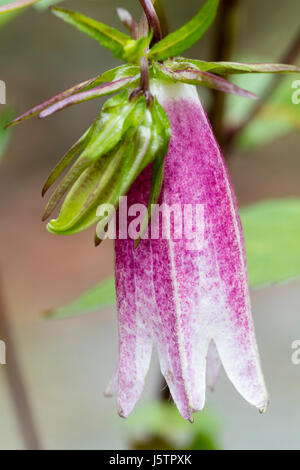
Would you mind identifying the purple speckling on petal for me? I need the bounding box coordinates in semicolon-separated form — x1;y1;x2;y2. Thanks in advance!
110;81;268;420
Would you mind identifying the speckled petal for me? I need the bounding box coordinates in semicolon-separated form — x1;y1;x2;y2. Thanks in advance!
153;81;268;414
114;170;154;418
113;80;268;420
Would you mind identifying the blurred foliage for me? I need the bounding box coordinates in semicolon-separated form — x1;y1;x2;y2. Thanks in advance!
227;73;300;151
0;108;13;162
241;199;300;287
126;401;220;450
44;276;115;319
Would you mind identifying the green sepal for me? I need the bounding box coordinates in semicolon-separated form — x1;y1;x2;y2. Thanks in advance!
43;91;141;222
123;33;153;64
46;96;150;234
47;132;136;235
51;7;135;61
42;125;94;196
46;95;172;237
152;62;257;99
148;0;219;61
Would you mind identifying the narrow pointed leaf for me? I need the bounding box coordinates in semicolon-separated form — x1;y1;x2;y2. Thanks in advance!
51;7;133;60
148;0;219;61
44;277;116;319
0;0;39;14
7;77;96;128
156;65;257;99
7;65;140;128
39;77;136;118
172;58;300;75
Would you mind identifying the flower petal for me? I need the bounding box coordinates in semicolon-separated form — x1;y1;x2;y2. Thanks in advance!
153;81;268;414
206;340;221;391
114;172;154;418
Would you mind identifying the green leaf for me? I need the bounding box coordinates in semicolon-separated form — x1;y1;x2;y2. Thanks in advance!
171;58;300;75
44;277;116;319
8;65;140;128
241;199;300;287
39;76;137;118
125;402;220;450
51;7;133;61
148;0;219;61
153;63;257;99
0;0;39;14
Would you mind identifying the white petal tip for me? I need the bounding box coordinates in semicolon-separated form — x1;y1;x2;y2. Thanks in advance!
258;399;269;415
117;407;128;419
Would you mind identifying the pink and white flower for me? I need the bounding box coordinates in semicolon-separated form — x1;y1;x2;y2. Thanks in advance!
113;81;268;421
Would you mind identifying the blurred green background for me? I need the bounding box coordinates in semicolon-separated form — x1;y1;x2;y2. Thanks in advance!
0;0;299;450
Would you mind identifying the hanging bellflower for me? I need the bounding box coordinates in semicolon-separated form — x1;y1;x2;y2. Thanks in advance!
8;0;300;420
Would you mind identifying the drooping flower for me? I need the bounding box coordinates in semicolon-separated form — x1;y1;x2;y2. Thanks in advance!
8;0;300;420
112;81;268;421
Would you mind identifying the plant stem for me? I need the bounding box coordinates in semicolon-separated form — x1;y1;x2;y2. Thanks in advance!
209;0;241;149
139;0;162;44
225;27;300;149
0;275;41;449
